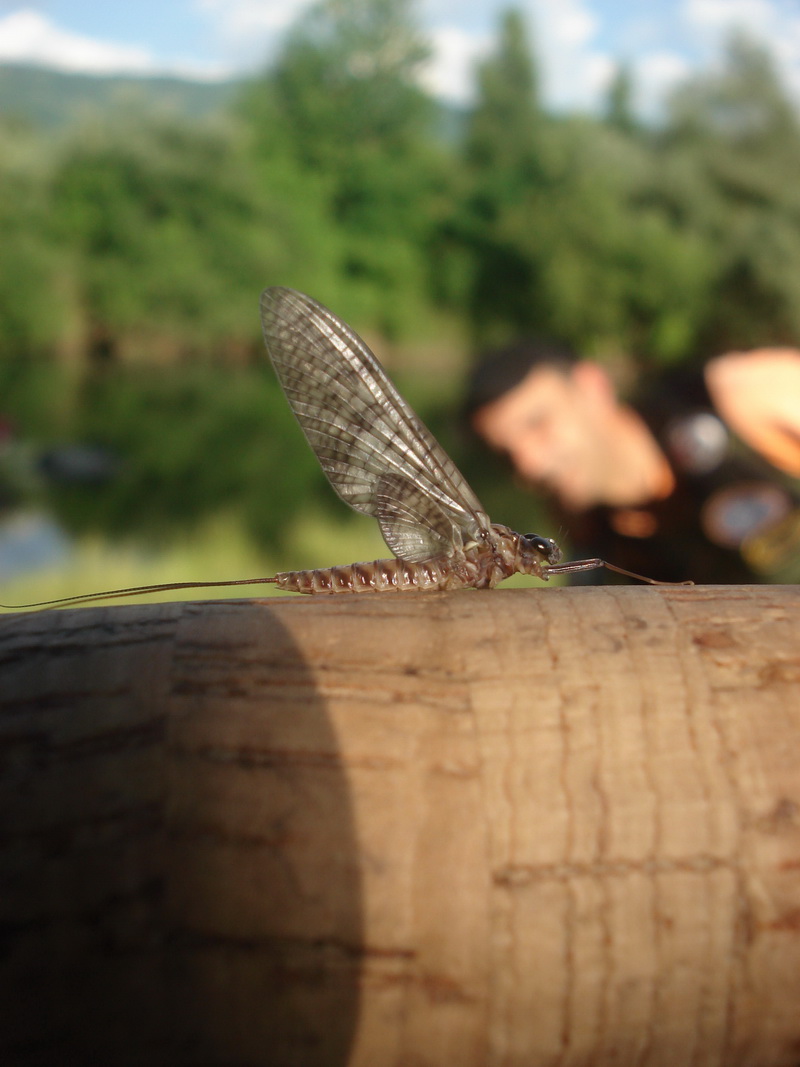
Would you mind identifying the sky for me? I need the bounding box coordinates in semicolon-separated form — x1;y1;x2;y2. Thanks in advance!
1;0;800;115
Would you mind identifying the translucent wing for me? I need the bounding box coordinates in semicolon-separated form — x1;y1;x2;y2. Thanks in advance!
260;287;491;562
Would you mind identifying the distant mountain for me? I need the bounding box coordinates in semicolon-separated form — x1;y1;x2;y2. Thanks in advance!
0;63;239;128
0;61;467;144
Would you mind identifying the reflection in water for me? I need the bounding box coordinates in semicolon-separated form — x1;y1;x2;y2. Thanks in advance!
0;512;70;580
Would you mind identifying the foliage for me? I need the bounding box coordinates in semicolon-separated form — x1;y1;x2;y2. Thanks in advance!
449;12;714;361
464;8;542;179
238;0;444;334
657;33;800;352
605;65;637;135
0;119;73;355
50;115;337;359
451;8;546;338
0;64;234;129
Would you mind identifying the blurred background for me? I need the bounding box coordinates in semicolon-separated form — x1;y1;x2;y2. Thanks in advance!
1;0;800;603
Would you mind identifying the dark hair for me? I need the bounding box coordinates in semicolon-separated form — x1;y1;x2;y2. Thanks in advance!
463;338;580;419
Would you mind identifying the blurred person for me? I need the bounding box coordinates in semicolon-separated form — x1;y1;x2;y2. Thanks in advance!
466;342;800;583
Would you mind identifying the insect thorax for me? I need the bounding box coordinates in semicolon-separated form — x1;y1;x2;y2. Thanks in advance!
460;524;546;588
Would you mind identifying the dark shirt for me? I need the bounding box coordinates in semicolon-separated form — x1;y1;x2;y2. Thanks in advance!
562;368;800;584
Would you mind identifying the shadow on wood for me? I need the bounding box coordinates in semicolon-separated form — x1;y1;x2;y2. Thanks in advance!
1;585;799;1066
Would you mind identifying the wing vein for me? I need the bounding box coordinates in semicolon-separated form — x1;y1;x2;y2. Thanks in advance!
260;287;491;558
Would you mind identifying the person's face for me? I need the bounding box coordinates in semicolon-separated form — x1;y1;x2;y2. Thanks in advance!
472;363;615;511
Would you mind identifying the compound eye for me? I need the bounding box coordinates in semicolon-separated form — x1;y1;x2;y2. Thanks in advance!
523;533;562;565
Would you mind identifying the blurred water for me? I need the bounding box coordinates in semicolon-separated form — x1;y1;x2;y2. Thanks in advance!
0;512;71;580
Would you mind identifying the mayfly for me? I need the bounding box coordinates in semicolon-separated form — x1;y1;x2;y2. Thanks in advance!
2;288;688;610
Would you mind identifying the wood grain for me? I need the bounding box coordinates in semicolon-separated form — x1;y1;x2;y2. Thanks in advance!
1;585;799;1066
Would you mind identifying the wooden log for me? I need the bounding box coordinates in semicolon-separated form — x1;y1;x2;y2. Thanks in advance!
1;585;799;1067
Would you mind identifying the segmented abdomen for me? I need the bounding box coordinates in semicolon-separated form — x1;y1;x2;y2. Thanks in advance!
275;557;454;594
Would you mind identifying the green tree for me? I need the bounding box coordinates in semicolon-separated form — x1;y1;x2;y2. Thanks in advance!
457;8;549;340
464;7;542;181
605;64;637;135
0;119;72;357
239;0;443;335
489;117;713;361
51;115;331;363
660;32;800;351
269;0;432;172
454;8;718;362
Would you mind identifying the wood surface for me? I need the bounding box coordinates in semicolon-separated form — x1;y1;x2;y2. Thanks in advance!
1;585;799;1066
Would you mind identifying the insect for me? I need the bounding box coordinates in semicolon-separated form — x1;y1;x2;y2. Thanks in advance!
2;288;686;610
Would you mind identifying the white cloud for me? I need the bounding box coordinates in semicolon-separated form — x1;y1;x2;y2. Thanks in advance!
541;0;597;49
525;0;615;110
194;0;313;67
419;25;491;104
520;0;800;117
0;7;231;79
4;0;799;114
633;50;691;116
196;0;310;38
0;8;155;74
682;0;800;104
683;0;779;36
